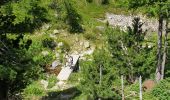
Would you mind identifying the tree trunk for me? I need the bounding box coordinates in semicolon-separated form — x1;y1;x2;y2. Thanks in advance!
161;18;169;80
156;15;163;82
0;80;9;100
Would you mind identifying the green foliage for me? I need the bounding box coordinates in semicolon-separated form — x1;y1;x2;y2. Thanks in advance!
68;73;80;84
47;74;58;88
101;0;109;5
23;81;46;97
79;49;120;99
42;38;56;49
86;0;93;3
152;78;170;100
64;0;83;33
1;0;54;23
0;65;17;81
83;33;97;41
105;18;156;83
128;0;170;18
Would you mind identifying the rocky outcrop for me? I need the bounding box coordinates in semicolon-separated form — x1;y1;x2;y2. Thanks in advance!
99;13;166;32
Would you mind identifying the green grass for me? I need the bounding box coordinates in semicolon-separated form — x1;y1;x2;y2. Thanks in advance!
47;74;58;88
23;81;46;99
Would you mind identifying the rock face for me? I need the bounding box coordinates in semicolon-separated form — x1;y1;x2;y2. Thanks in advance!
104;13;162;32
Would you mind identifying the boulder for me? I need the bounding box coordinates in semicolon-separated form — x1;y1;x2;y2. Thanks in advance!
51;60;60;69
42;51;49;56
58;42;64;47
55;53;60;58
42;24;50;30
80;42;83;46
84;41;90;48
49;34;56;38
40;80;48;89
53;29;60;34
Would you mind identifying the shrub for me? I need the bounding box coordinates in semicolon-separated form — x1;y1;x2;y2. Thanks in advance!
101;0;109;4
23;82;45;98
47;74;58;88
42;38;56;49
86;0;93;3
152;78;170;100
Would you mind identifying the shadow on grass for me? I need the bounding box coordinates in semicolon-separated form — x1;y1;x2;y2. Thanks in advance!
42;87;81;100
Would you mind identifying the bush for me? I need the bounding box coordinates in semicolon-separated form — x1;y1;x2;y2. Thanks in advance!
47;74;58;88
101;0;109;4
23;82;45;98
86;0;93;3
152;78;170;100
42;38;56;49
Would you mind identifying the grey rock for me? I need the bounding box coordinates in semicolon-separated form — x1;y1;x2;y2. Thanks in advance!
49;34;56;38
80;42;83;46
42;24;50;30
104;13;161;32
51;60;60;69
56;53;60;58
42;51;49;56
58;42;64;47
84;41;90;48
53;29;60;34
96;26;105;31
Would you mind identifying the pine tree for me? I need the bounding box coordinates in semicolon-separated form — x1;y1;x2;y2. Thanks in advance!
79;49;121;99
128;0;170;82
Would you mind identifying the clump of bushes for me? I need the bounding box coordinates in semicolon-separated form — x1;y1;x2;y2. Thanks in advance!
47;74;58;88
42;38;56;49
86;0;93;3
23;82;46;98
152;78;170;100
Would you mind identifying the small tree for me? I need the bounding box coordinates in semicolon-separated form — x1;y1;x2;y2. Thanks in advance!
79;49;121;99
64;0;83;33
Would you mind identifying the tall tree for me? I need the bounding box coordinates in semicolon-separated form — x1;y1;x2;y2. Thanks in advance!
64;0;83;33
127;0;170;81
106;18;156;83
161;4;170;79
0;0;55;99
